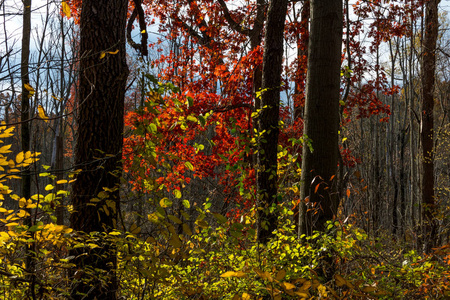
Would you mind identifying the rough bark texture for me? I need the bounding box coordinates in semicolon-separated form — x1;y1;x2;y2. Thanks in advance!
21;0;31;201
70;0;129;299
421;0;439;252
299;0;342;236
256;0;288;243
21;1;35;297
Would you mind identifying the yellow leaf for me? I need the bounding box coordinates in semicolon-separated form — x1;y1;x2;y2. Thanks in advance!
108;49;119;55
63;227;73;234
17;210;29;218
62;1;71;18
281;282;296;290
220;271;236;278
100;52;106;59
56;179;68;184
15;152;24;164
317;284;327;297
294;292;309;298
24;83;35;95
220;270;247;278
242;292;251;300
141;29;146;34
45;184;54;191
174;189;182;199
38;105;49;122
160;197;172;208
0;145;12;154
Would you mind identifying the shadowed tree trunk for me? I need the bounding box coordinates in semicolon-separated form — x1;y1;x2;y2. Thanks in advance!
21;1;35;297
70;0;129;299
421;0;440;252
256;0;288;243
299;0;343;236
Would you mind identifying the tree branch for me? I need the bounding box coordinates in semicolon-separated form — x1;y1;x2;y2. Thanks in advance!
216;0;251;36
127;0;148;56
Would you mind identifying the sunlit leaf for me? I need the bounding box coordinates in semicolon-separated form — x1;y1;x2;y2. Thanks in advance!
24;83;35;96
174;189;182;199
220;271;247;278
45;184;54;191
160;197;172;208
62;1;71;18
0;145;12;154
38;105;49;122
15;152;24;164
182;199;190;209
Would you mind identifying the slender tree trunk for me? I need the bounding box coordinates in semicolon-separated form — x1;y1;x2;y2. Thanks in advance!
299;0;342;236
54;12;67;226
293;0;309;121
70;0;129;298
256;0;288;243
21;0;31;218
421;0;440;252
20;1;36;298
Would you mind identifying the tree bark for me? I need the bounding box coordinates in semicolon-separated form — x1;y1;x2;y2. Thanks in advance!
421;0;440;252
299;0;342;236
70;0;129;298
256;0;288;243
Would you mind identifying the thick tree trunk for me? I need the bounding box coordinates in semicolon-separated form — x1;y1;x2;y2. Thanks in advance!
70;0;129;298
421;0;440;252
256;0;288;243
299;0;342;236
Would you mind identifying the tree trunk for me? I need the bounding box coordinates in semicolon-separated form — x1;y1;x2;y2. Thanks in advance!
299;0;342;236
421;0;440;252
70;0;129;298
20;1;37;298
256;0;288;243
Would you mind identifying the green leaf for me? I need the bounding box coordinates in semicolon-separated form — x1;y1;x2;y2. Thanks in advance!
185;161;194;171
182;199;190;209
187;115;198;122
198;115;206;127
149;123;157;133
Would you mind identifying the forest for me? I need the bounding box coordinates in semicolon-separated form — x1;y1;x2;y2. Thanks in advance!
0;0;449;299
